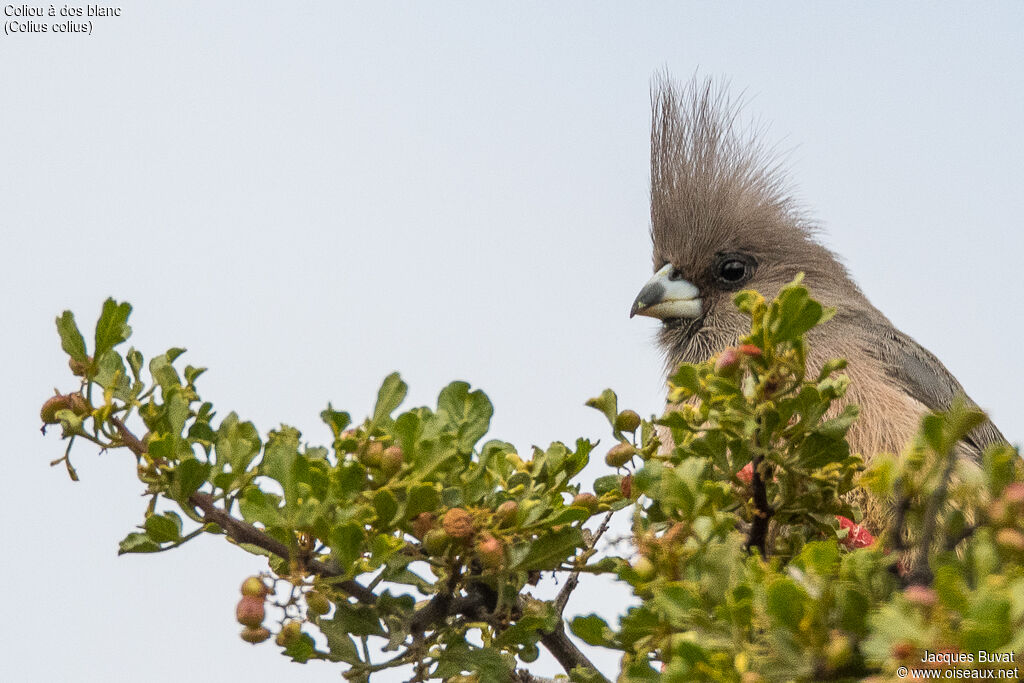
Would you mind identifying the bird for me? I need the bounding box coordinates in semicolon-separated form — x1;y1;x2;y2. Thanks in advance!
629;75;1006;531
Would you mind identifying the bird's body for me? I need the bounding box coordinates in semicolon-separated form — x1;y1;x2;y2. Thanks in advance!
632;76;1005;531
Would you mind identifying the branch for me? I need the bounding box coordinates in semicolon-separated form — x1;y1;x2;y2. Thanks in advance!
110;416;378;605
188;492;378;604
112;415;607;680
906;450;960;586
539;620;609;683
745;452;774;556
554;511;613;616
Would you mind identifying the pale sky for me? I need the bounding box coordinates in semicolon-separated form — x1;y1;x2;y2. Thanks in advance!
3;3;1022;681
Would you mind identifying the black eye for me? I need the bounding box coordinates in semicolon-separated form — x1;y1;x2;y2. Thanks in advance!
713;253;756;288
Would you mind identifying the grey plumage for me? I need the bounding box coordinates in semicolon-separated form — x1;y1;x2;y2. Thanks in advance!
633;75;1005;528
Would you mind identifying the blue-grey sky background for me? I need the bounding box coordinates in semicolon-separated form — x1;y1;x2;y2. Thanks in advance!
2;3;1022;681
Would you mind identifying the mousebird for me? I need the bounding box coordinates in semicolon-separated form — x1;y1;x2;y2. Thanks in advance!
630;76;1006;529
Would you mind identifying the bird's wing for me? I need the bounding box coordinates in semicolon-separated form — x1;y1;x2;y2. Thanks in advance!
869;325;1006;460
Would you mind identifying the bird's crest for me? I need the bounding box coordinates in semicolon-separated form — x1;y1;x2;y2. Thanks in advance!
650;74;807;260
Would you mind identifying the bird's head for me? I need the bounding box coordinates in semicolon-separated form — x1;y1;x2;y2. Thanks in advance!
632;75;862;368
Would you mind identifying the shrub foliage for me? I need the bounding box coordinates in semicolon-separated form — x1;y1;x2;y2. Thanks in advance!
42;280;1023;682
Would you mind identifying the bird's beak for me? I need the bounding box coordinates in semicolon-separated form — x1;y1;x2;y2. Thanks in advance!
630;264;702;320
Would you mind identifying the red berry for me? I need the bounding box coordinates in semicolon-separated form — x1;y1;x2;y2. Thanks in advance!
836;516;875;549
235;595;265;627
475;533;505;569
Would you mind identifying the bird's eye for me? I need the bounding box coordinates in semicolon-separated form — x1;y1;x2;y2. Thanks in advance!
719;260;746;282
713;253;756;288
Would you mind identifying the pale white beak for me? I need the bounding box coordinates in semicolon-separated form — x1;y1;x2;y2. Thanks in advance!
630;264;702;320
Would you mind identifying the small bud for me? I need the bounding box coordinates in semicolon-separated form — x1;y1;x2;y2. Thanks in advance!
306;590;330;617
1002;482;1024;508
620;474;633;499
605;442;636;468
988;500;1009;525
571;492;600;513
494;500;519;527
903;586;938;609
442;508;475;540
736;462;754;484
240;576;268;598
996;528;1024;552
240;626;271;644
68;355;93;376
411;512;435;540
614;409;642;433
736;344;762;357
714;347;742;376
235;595;265;628
475;533;505;569
824;630;854;669
631;555;656;581
891;640;915;660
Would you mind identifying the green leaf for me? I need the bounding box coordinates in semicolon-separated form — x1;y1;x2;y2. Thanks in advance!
214;412;262;486
263;428;301;509
585;389;618;429
405;483;440;520
765;577;807;628
437;381;493;452
371;372;407;428
282;633;316;663
126;347;144;382
149;350;184;391
372;488;398;526
570;614;615;647
94;298;133;360
594;474;622;496
319;621;362;664
238;488;284;528
55;311;88;362
144;512;182;543
170;459;210;503
328;522;364;574
432;639;512;680
320;403;351;438
513;527;583;570
327;602;385;637
117;531;160;555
